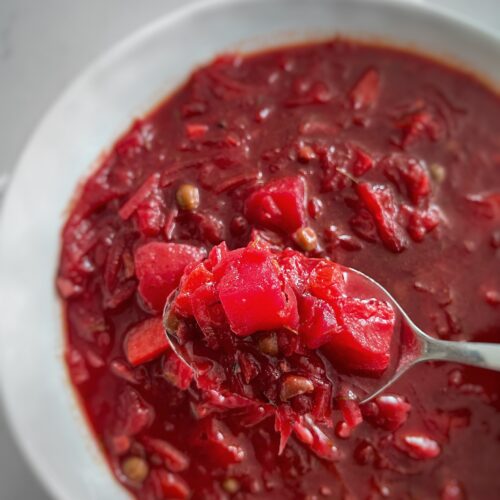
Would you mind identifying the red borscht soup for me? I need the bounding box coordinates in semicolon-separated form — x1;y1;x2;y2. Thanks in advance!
57;40;500;499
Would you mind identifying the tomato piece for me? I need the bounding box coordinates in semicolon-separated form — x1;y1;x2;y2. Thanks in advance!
244;176;307;233
124;317;170;366
217;247;299;336
135;242;206;312
324;297;395;372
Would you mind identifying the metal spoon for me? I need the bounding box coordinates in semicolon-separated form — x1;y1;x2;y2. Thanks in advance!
163;265;500;404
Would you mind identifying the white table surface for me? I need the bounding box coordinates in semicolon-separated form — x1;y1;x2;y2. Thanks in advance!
0;1;498;498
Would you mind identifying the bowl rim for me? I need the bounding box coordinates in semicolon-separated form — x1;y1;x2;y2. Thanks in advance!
1;0;499;499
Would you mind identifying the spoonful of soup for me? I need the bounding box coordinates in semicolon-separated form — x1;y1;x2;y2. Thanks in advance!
162;240;500;415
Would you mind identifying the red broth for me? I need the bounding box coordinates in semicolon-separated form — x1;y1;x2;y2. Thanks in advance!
58;40;500;499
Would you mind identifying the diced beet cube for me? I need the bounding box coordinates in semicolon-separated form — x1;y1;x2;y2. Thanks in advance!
349;69;381;110
357;183;408;253
324;297;395;373
307;260;346;305
299;295;340;349
190;283;227;337
135;242;206;312
211;247;245;282
173;263;215;317
124;317;170;366
217;247;299;336
244;176;307;233
278;249;314;295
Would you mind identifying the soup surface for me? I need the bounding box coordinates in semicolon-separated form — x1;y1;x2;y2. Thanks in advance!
58;40;500;499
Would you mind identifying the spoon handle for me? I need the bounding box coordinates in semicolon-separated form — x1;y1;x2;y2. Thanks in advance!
423;336;500;371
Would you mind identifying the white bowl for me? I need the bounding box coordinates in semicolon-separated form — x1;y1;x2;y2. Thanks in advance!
0;0;498;498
